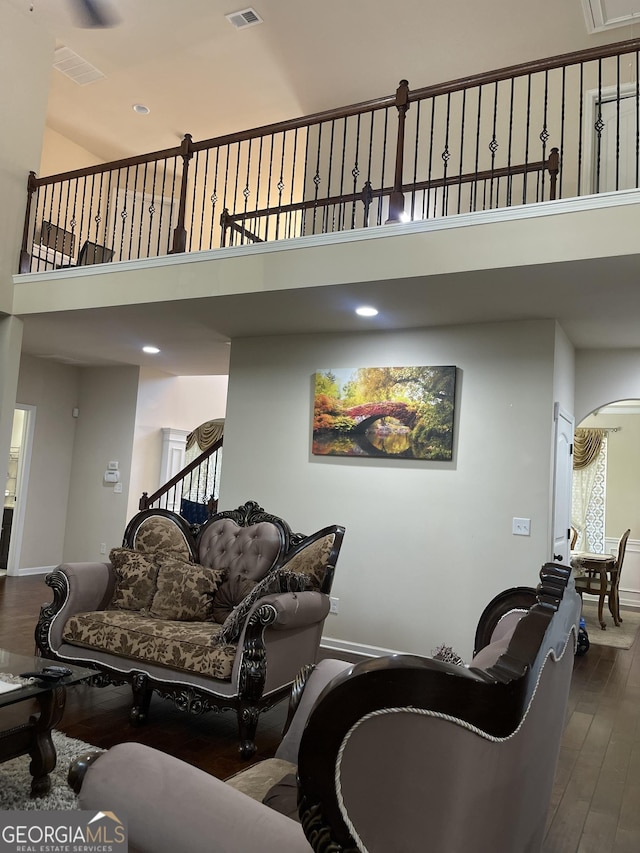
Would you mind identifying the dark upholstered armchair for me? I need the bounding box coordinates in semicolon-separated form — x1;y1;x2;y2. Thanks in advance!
70;563;580;853
35;500;345;757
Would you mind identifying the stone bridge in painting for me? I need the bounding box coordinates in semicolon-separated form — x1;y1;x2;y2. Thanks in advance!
345;401;417;433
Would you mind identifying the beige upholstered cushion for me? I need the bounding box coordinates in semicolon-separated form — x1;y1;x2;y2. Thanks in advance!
225;758;297;802
279;533;335;590
131;516;193;561
62;610;236;679
148;554;225;621
109;548;160;611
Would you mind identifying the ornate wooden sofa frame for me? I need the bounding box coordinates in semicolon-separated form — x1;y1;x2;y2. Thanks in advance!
35;500;345;757
71;563;580;852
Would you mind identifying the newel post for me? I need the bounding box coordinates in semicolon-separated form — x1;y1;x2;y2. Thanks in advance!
386;79;410;224
171;133;194;254
19;170;38;273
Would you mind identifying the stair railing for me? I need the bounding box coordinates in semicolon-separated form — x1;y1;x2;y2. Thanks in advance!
139;436;223;523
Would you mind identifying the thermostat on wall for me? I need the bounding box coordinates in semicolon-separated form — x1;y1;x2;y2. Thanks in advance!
104;470;120;483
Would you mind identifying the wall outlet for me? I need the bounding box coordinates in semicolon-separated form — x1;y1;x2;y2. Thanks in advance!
99;543;107;555
512;517;531;536
329;596;339;615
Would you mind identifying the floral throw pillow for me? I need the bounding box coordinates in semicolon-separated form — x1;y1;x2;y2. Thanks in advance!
109;548;160;611
278;533;335;590
148;553;226;621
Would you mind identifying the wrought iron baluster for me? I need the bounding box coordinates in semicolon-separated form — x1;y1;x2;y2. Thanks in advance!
210;147;220;248
117;167;129;261
187;150;200;252
577;62;585;195
134;162;147;260
456;91;466;215
312;122;323;234
147;160;158;258
426;97;436;218
365;110;376;227
636;52;639;190
378;108;389;226
241;138;252;244
275;131;286;240
615;55;621;192
559;67;566;200
489;81;499;209
350;113;361;230
539;69;550;201
472;87;482;212
595;59;603;194
231;141;241;241
221;144;231;242
288;128;298;238
326;119;336;234
523;75;532;204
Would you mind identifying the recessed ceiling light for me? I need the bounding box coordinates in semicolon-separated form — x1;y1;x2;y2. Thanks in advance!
356;306;379;317
142;345;160;354
132;104;150;115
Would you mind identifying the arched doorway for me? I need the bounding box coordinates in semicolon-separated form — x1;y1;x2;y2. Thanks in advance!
572;399;639;610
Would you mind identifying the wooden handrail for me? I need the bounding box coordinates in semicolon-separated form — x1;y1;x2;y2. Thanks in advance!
29;38;640;192
408;38;640;101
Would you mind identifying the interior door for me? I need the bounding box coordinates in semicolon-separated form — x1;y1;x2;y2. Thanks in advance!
552;403;574;564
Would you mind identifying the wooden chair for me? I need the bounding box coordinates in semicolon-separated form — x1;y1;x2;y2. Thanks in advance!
574;528;630;627
570;526;578;549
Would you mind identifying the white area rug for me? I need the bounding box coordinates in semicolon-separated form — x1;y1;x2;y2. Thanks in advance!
581;600;640;649
0;730;101;810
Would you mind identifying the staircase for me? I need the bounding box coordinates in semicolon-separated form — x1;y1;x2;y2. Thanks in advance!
139;436;223;528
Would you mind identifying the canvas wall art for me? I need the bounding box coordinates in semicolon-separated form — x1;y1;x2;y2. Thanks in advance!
313;365;457;459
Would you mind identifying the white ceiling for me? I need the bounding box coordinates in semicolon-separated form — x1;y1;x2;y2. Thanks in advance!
9;0;640;375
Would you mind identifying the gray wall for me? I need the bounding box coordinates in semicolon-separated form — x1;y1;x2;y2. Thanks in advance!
16;354;80;570
220;318;558;658
63;366;139;563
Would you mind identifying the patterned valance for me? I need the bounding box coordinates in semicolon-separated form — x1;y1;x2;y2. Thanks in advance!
573;427;604;470
186;419;224;452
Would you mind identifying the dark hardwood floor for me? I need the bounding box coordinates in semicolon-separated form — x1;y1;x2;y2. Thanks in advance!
1;574;639;851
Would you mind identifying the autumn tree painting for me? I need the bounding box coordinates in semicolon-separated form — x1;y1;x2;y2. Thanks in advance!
312;366;456;459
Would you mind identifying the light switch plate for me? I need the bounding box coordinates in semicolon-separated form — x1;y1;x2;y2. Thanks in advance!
512;517;531;536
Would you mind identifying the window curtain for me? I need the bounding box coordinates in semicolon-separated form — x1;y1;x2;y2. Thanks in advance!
186;419;224;452
571;428;607;552
182;419;224;510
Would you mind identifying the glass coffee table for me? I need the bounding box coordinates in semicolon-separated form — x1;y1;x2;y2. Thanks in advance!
0;649;93;797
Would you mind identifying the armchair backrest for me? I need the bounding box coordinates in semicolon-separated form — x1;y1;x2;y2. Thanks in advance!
616;528;631;574
195;500;299;581
296;564;580;853
122;508;197;562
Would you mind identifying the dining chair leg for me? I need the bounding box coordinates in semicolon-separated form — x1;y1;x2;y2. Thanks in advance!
597;570;607;629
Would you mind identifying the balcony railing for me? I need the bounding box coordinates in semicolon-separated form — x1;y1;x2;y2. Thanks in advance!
19;38;640;273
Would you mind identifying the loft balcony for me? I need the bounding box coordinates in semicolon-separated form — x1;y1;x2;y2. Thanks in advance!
18;39;640;276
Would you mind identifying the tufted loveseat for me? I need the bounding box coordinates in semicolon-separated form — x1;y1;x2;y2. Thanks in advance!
35;500;345;757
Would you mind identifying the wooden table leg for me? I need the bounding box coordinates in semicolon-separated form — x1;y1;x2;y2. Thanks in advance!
28;685;66;797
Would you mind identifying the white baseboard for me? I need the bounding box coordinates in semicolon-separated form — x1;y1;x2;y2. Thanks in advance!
16;565;56;577
321;636;407;659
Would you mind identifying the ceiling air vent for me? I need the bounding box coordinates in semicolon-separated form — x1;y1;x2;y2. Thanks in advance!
53;46;105;86
225;8;263;29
